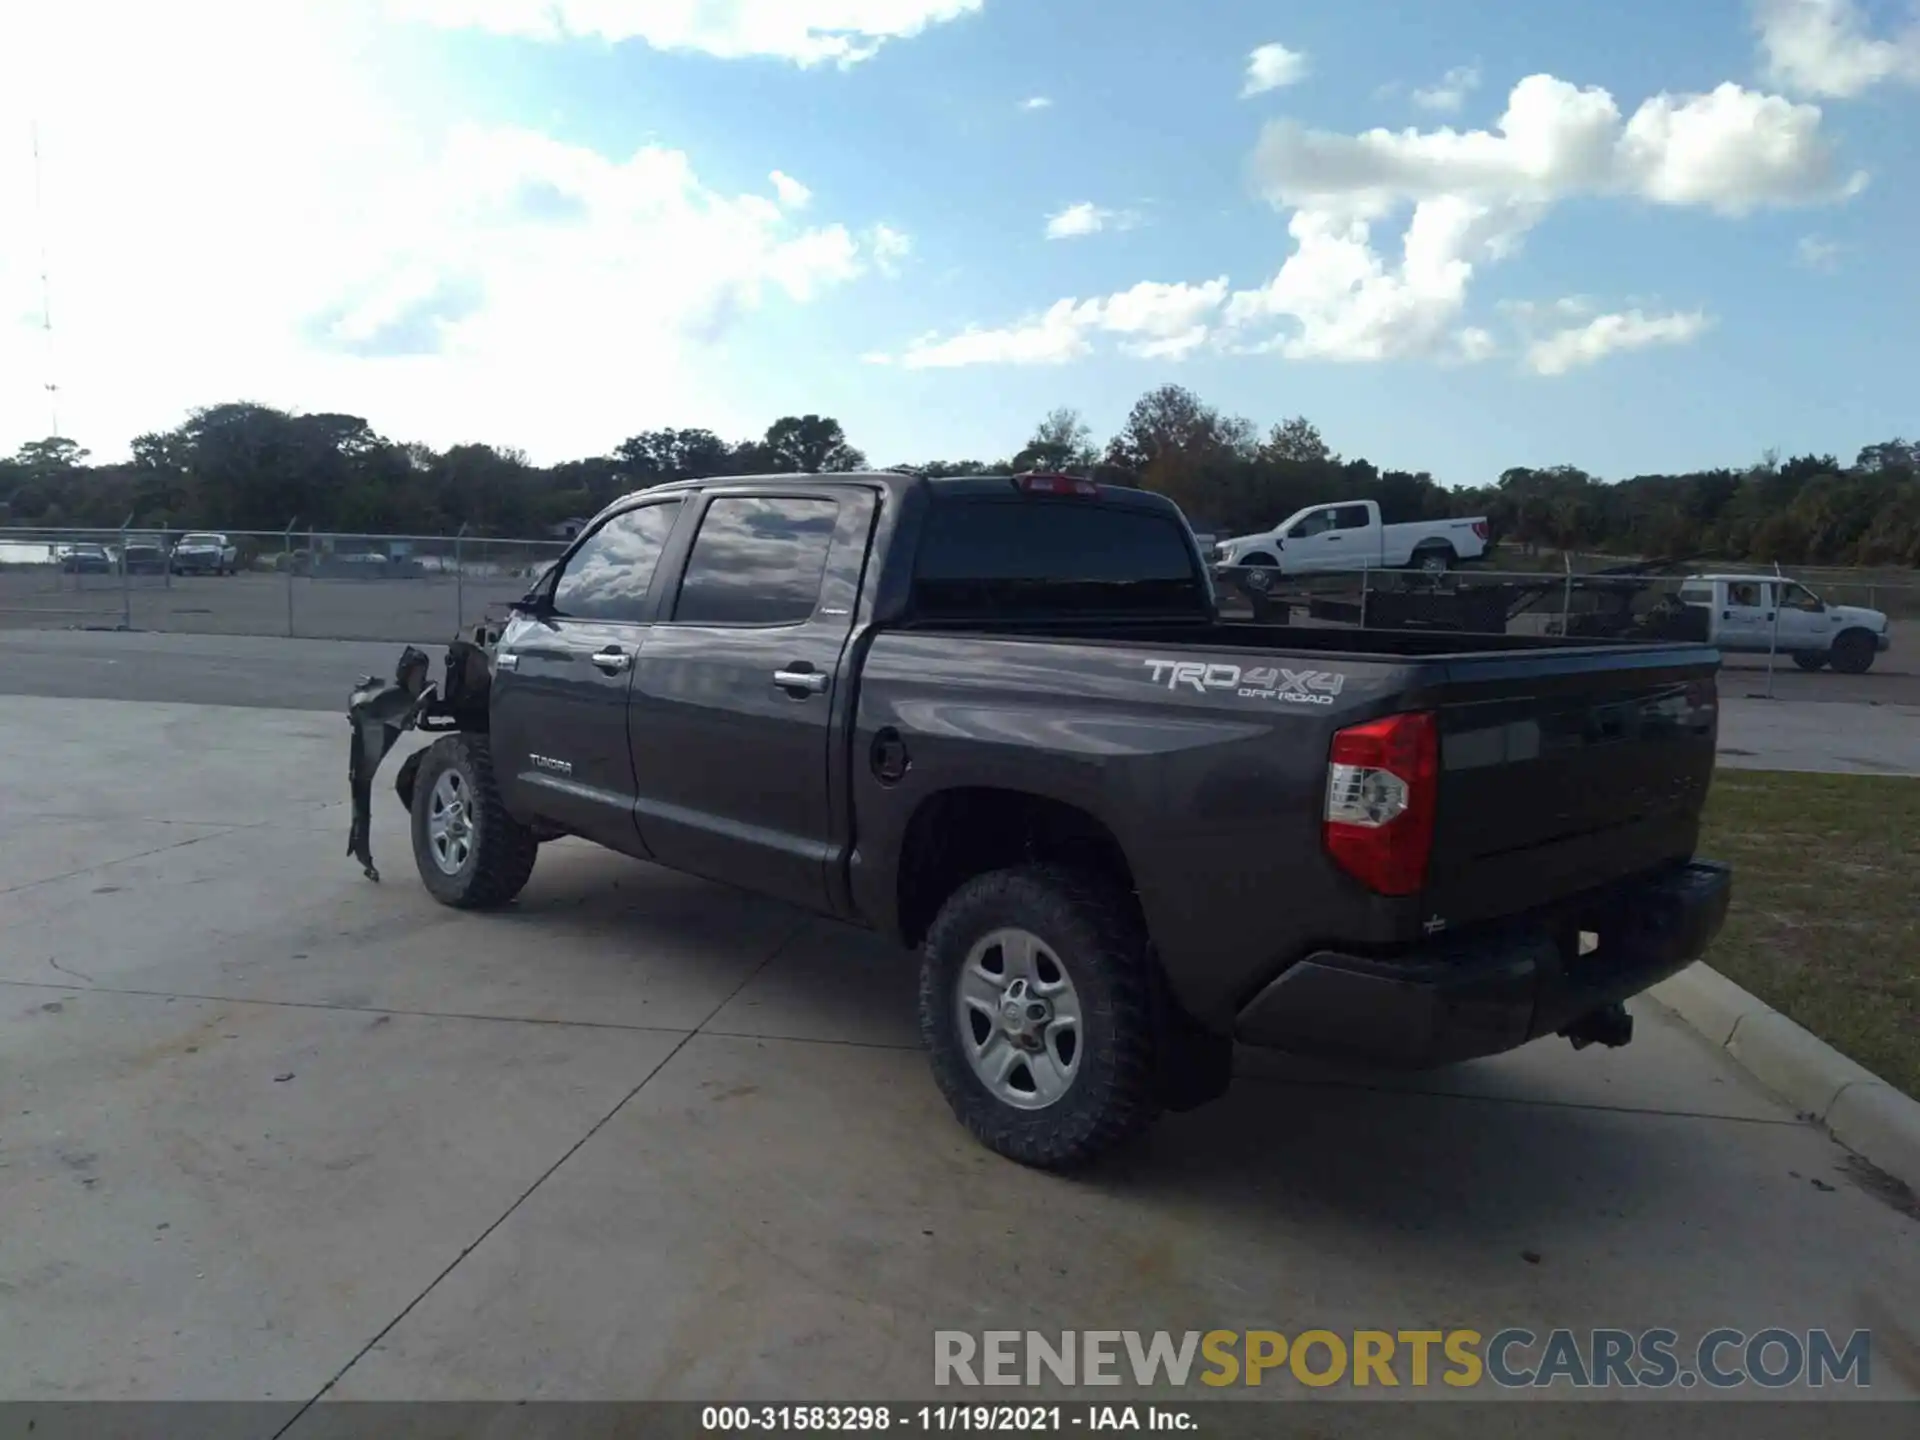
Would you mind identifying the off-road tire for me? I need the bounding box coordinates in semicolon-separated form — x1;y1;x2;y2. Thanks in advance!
919;865;1160;1169
410;734;538;909
1792;652;1827;672
1830;630;1877;675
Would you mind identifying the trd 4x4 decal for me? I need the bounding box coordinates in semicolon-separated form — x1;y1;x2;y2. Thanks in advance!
1141;659;1346;705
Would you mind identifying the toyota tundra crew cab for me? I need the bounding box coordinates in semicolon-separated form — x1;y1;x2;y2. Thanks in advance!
346;471;1731;1169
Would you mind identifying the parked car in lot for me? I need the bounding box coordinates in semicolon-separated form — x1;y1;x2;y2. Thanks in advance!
1667;574;1891;675
59;543;114;574
346;471;1730;1169
120;536;169;575
170;532;239;575
1213;499;1490;576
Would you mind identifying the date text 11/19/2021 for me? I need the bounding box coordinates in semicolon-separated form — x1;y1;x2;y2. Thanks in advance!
702;1405;1194;1432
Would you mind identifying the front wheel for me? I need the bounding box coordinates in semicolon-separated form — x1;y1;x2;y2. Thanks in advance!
410;734;539;908
919;865;1162;1169
1830;630;1877;675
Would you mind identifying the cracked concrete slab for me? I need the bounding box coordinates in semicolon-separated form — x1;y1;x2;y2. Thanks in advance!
0;986;685;1400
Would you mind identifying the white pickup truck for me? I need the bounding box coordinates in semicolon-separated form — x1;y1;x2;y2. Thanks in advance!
1212;500;1490;576
1675;574;1892;674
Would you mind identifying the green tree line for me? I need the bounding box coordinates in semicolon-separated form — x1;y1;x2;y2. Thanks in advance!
3;386;1916;567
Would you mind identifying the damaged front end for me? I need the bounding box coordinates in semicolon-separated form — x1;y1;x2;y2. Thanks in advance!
346;622;502;882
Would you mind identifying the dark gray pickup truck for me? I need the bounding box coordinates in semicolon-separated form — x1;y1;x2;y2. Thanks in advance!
347;471;1731;1168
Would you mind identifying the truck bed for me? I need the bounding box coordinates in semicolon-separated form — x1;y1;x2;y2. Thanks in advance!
853;622;1719;1027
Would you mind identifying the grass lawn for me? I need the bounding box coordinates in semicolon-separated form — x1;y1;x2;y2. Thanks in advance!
1698;769;1919;1101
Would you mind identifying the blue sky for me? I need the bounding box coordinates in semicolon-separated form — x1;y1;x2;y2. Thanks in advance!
2;0;1917;485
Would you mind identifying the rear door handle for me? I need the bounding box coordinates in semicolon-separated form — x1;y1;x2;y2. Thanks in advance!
774;667;829;695
591;646;632;674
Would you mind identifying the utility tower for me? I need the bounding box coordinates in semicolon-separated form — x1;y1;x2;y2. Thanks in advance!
31;120;61;439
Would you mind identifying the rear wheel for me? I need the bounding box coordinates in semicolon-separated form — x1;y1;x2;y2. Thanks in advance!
1414;546;1454;576
920;865;1163;1169
410;734;538;908
1830;630;1877;675
1791;652;1827;672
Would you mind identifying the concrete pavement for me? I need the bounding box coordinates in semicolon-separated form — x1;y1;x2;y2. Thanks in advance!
2;693;1918;1420
1715;696;1920;776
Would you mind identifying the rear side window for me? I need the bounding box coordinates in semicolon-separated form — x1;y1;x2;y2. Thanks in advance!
553;501;682;622
1679;582;1713;606
673;496;840;626
1332;504;1371;530
912;498;1205;620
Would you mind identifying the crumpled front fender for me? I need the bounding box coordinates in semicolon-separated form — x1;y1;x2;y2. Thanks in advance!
345;629;501;882
347;647;434;882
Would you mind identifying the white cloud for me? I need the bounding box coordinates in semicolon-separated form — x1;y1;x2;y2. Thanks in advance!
769;170;813;208
0;1;896;460
1242;43;1309;97
1526;309;1712;375
1251;74;1861;219
895;67;1863;375
1412;65;1481;113
869;224;913;276
385;0;986;67
1454;327;1500;363
886;279;1229;369
1224;198;1536;363
1797;233;1846;269
1045;203;1110;239
1020;96;1054;111
1755;0;1920;97
1223;71;1862;363
1043;202;1140;240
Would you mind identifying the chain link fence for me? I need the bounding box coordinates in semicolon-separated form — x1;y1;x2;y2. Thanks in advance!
1211;564;1701;640
0;525;568;642
1;524;1912;647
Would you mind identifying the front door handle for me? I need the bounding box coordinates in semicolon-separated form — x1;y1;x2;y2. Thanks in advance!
774;667;829;695
591;646;633;674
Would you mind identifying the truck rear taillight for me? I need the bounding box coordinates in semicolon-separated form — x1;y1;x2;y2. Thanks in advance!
1014;472;1100;497
1472;521;1489;540
1323;711;1438;897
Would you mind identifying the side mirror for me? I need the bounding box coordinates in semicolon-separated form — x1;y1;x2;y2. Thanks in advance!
509;591;553;618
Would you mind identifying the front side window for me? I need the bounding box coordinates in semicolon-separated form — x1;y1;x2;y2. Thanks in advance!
1289;509;1336;539
551;501;683;622
1779;582;1823;612
673;496;840;626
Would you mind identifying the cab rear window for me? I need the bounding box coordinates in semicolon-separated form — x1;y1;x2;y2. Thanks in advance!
911;498;1206;620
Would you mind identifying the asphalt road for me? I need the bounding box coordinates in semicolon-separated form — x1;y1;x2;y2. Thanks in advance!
2;625;1915;714
0;567;533;644
0;629;424;712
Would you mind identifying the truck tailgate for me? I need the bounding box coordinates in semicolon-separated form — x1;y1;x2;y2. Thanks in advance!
1422;646;1719;926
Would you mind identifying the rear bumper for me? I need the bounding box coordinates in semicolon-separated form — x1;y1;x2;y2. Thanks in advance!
1233;861;1732;1068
